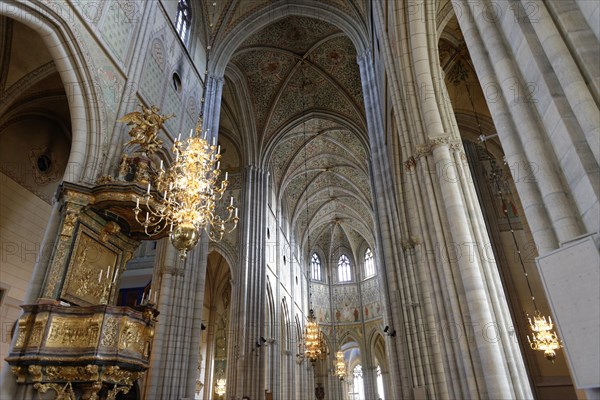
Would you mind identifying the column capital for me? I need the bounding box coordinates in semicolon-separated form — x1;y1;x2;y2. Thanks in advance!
206;73;225;84
415;143;432;160
355;47;373;66
244;164;270;178
427;135;451;149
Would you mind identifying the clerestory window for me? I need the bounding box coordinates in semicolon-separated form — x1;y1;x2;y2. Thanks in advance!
175;0;192;45
364;248;375;277
338;254;351;282
311;253;322;281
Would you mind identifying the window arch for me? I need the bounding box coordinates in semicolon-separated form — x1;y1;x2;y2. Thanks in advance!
175;0;192;45
338;254;351;282
311;253;322;281
364;248;375;277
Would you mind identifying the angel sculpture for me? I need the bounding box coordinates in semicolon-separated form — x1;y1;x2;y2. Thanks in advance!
118;105;174;155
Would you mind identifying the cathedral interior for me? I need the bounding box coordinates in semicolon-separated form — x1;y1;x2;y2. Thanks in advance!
0;1;598;400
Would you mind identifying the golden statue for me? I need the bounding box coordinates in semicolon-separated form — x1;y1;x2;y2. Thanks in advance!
118;105;174;155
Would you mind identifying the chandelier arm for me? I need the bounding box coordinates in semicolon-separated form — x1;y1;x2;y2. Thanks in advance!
134;205;164;229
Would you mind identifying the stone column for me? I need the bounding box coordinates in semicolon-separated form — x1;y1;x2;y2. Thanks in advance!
452;0;589;247
454;1;600;393
430;136;515;399
527;0;599;164
356;49;411;400
361;364;379;400
226;165;269;400
143;237;209;400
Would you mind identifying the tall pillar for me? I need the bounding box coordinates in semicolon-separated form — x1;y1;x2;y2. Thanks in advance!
144;237;209;400
226;165;269;400
431;137;521;399
362;364;379;400
453;0;600;392
356;49;415;400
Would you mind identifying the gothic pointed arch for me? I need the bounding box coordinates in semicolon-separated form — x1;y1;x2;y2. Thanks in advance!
0;2;104;184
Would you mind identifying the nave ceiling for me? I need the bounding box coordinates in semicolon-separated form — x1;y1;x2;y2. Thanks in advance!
207;8;374;262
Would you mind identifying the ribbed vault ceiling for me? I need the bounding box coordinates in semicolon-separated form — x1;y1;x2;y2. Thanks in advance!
221;13;373;258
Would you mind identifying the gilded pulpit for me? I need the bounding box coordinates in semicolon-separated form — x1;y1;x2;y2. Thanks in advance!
6;178;164;399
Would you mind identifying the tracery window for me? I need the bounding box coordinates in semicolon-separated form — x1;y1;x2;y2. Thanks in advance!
175;0;192;45
311;253;322;281
338;254;351;282
364;248;375;277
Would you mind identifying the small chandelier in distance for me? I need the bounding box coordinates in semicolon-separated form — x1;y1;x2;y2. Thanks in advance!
527;310;562;363
303;309;327;364
335;350;347;380
134;117;239;259
214;370;226;397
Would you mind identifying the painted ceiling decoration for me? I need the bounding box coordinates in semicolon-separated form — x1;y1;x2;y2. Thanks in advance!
200;0;367;43
213;8;374;261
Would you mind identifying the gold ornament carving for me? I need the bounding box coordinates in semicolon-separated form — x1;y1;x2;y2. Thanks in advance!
96;175;114;185
10;366;26;383
46;315;101;348
43;207;82;298
118;154;130;179
99;221;121;243
7;303;155;397
134;158;151;184
29;315;48;347
118;320;145;354
61;230;119;306
29;364;43;382
44;365;99;381
117;104;174;155
34;382;76;400
88;381;103;400
61;209;80;237
15;317;30;348
122;250;134;264
101;317;120;347
107;384;131;400
103;366;139;386
43;240;67;297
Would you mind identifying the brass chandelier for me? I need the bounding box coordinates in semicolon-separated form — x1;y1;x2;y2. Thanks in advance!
303;309;327;364
214;369;226;397
335;350;347;380
527;311;562;362
134;118;238;259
